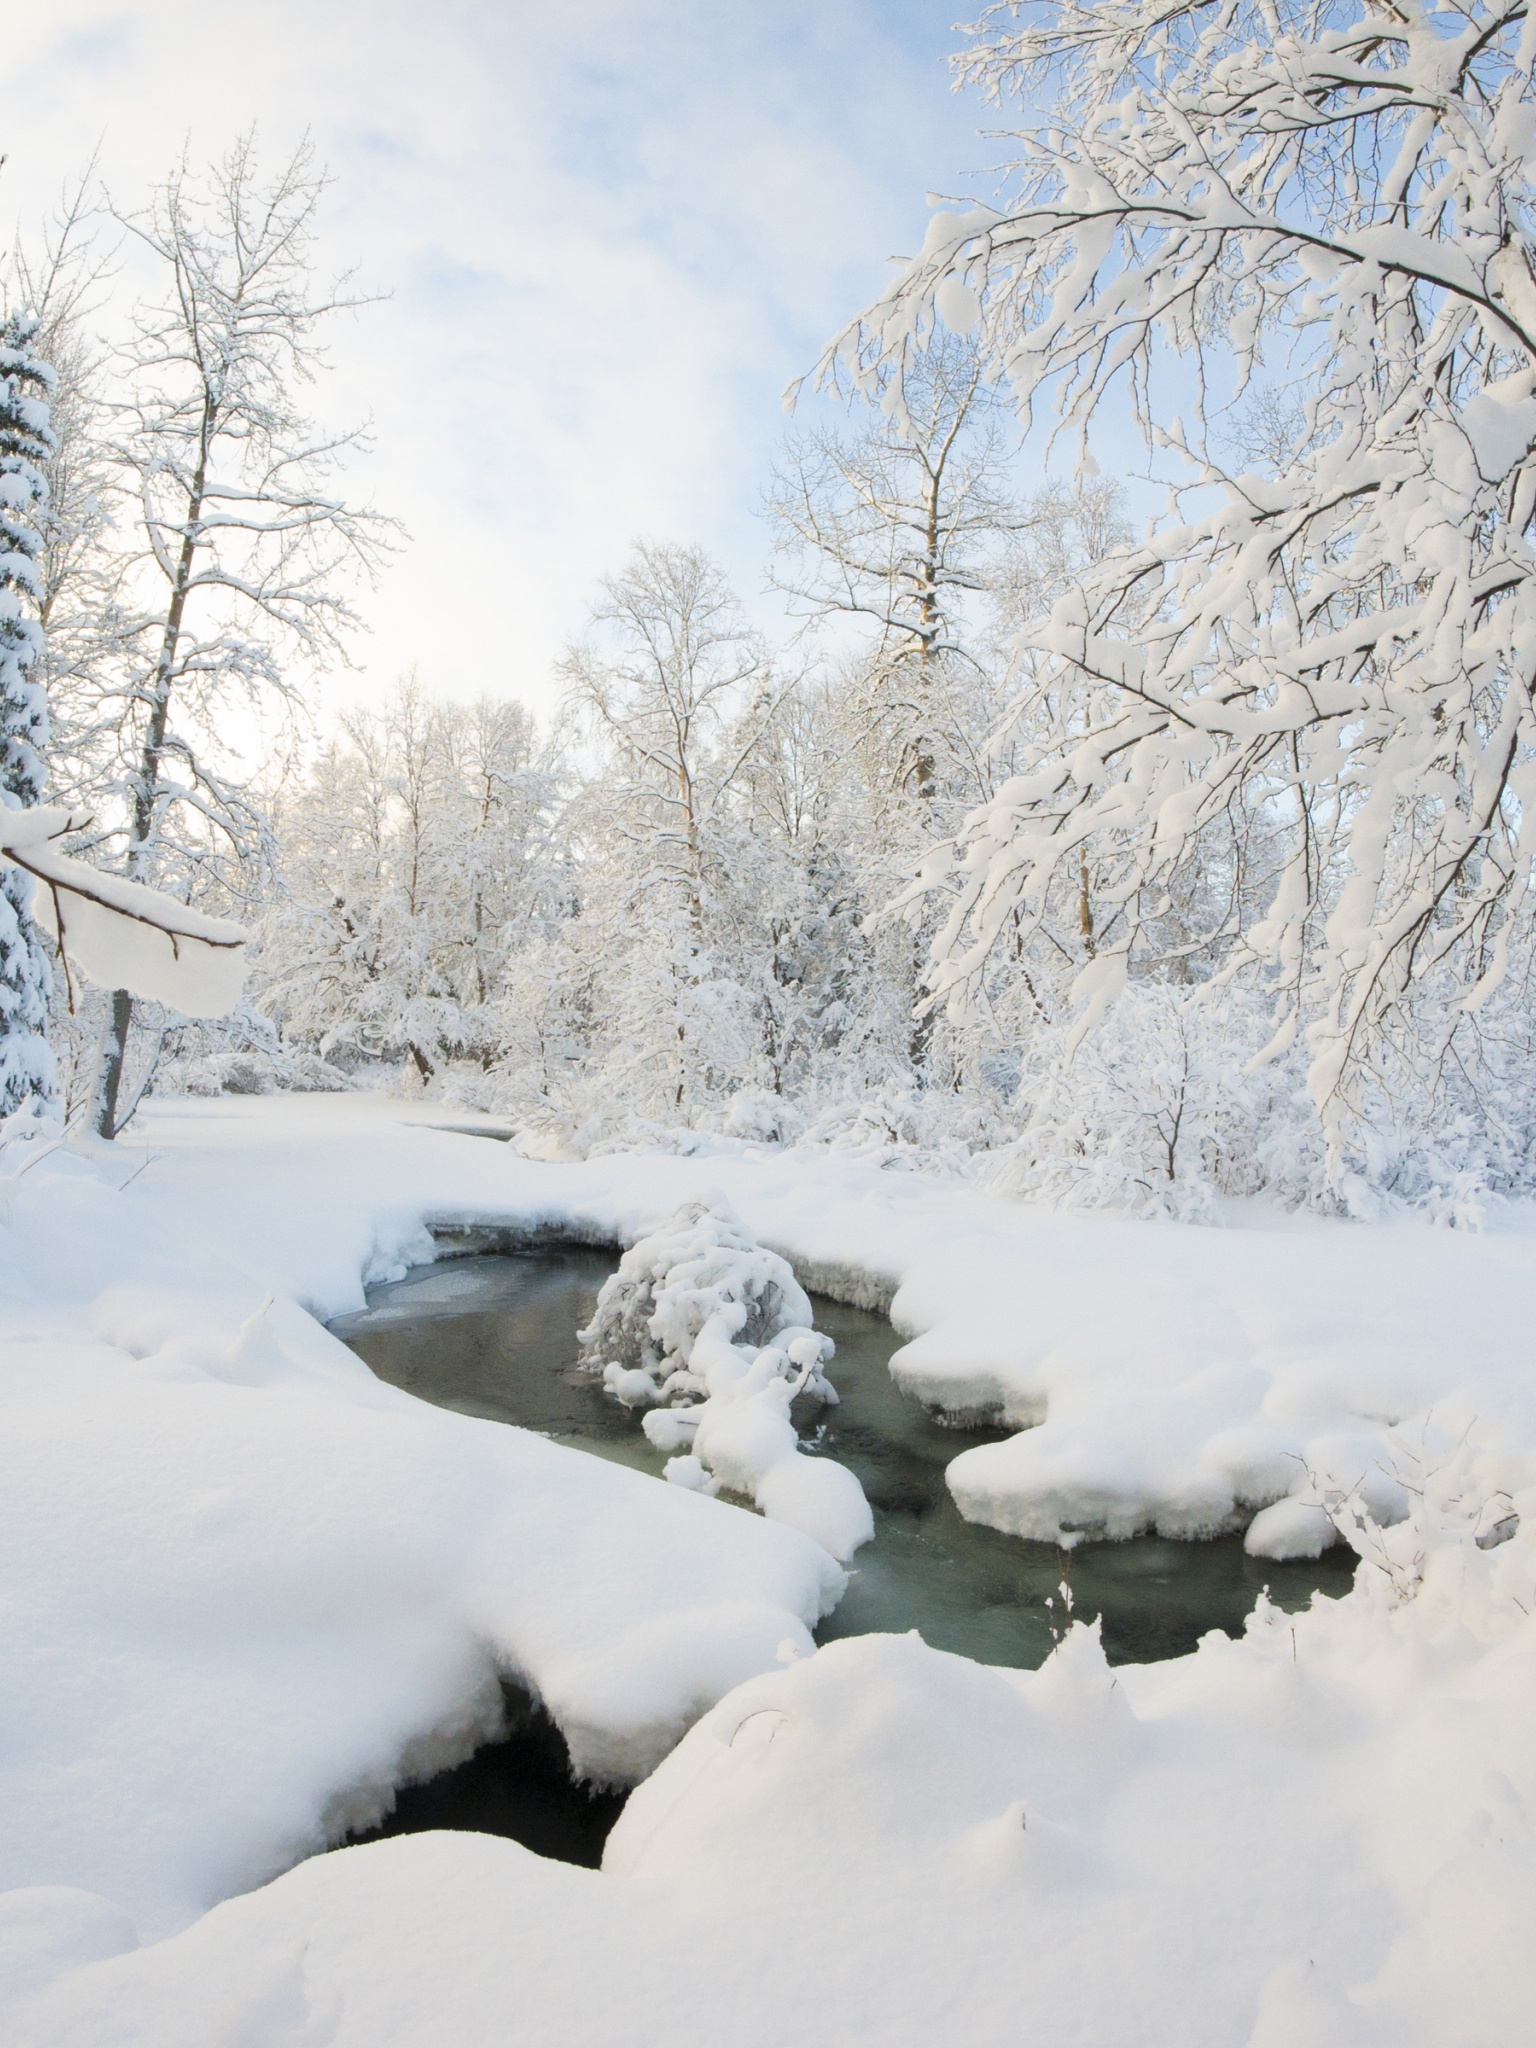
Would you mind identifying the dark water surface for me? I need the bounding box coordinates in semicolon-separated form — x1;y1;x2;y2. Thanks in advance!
329;1248;1355;1860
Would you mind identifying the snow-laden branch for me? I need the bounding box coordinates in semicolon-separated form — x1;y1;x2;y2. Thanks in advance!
832;0;1536;1154
1;806;246;1017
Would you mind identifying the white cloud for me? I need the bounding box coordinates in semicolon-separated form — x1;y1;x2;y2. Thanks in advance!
5;0;986;720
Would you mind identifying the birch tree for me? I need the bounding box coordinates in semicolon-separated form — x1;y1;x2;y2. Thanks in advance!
831;0;1536;1169
84;135;392;1135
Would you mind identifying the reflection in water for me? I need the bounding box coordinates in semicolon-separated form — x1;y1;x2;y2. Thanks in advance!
332;1249;1356;1671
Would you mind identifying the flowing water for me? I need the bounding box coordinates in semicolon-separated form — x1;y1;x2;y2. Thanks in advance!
329;1246;1355;1862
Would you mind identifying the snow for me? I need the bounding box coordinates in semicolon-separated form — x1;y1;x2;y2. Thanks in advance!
2;807;248;1018
12;1598;1536;2046
0;1093;1534;2043
0;1107;843;1943
1244;1495;1338;1560
17;1088;1534;1558
39;1089;1536;1563
583;1198;872;1560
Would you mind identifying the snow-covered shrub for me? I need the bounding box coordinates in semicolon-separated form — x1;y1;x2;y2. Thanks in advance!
978;986;1293;1219
118;1001;359;1105
579;1197;823;1393
159;1045;357;1098
721;1092;802;1146
578;1199;872;1562
1317;1429;1521;1610
799;1076;1005;1178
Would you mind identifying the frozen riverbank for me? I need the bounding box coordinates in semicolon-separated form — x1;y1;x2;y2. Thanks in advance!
91;1093;1536;1549
1;1094;1533;2044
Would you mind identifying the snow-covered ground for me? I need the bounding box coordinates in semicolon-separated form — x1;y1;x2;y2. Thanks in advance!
2;1094;1533;2044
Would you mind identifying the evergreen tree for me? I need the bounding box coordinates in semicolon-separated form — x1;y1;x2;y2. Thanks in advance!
0;312;57;1122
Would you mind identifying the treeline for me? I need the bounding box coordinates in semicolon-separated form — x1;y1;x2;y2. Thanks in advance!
12;94;1536;1224
246;375;1134;1168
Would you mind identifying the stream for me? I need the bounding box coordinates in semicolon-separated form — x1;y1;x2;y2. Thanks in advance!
328;1245;1355;1865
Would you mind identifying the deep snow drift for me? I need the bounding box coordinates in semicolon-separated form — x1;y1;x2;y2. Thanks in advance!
0;1094;1532;2045
0;1109;845;1943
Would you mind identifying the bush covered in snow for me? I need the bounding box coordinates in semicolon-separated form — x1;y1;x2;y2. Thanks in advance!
579;1199;871;1561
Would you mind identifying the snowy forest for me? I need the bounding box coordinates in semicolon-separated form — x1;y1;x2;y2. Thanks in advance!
10;0;1536;1232
7;7;1536;2046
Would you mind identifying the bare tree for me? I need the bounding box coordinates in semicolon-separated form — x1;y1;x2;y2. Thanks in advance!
80;135;395;1136
560;544;769;948
769;332;1023;809
558;543;776;1111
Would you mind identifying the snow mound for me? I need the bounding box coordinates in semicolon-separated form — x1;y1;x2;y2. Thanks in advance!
1245;1496;1339;1559
0;1149;845;1941
19;1519;1536;2048
582;1199;872;1561
579;1195;822;1388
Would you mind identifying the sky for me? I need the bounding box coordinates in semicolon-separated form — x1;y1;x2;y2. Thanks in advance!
5;0;1007;721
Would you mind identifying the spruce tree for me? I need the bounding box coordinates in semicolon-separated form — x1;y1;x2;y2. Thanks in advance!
0;312;58;1122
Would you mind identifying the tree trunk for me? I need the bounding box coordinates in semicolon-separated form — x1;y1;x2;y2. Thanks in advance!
94;989;134;1140
1078;850;1095;957
913;486;942;803
92;416;211;1137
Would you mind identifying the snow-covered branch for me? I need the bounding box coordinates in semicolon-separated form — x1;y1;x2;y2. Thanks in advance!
836;0;1536;1163
1;806;245;1017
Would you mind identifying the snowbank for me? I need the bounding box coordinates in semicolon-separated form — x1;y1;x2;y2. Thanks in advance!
20;1088;1536;1561
12;1546;1536;2045
2;1094;1535;2043
0;1113;844;1941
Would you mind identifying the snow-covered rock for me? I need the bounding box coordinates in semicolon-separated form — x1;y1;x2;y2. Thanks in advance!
1245;1496;1339;1559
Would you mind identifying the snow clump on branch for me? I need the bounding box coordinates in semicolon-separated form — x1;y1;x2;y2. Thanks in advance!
579;1198;872;1563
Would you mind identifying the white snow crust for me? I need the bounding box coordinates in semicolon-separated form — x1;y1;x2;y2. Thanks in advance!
1;1094;1533;2044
